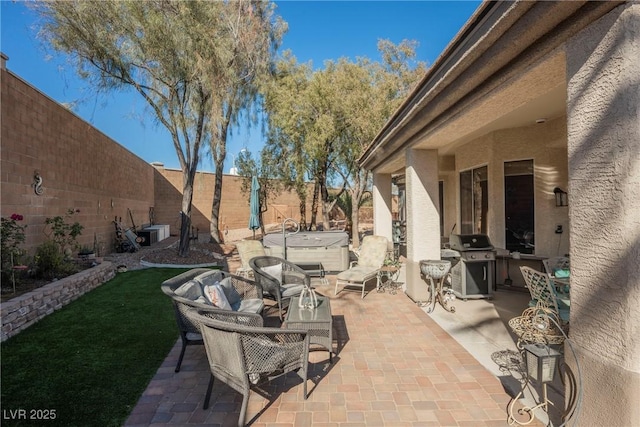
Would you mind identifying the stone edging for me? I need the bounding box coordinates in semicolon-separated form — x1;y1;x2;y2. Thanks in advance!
1;262;116;342
139;259;221;269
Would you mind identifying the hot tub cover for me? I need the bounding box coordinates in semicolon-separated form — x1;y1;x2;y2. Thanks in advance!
263;231;349;248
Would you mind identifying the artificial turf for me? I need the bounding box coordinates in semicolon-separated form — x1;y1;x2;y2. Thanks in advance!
1;268;189;427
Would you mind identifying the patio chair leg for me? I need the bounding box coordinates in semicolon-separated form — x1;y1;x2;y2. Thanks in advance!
238;392;249;427
203;374;214;410
175;342;187;372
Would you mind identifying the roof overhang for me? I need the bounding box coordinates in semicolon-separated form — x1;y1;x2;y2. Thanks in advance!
359;0;624;174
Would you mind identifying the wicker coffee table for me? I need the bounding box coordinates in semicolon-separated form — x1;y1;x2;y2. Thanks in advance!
285;296;333;361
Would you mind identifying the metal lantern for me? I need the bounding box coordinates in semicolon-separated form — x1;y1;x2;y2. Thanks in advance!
554;187;568;207
524;343;561;383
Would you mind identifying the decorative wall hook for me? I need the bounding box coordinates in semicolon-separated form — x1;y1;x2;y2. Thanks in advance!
33;170;43;195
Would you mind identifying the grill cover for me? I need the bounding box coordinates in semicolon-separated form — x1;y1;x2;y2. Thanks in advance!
449;234;494;251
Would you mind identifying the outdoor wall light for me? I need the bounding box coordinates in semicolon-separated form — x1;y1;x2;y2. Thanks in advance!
554;187;568;207
508;343;562;425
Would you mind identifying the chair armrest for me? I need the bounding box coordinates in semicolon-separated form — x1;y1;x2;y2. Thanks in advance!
161;268;225;296
227;274;263;300
196;304;264;327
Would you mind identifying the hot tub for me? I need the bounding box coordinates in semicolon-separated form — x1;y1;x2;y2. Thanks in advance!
262;231;350;272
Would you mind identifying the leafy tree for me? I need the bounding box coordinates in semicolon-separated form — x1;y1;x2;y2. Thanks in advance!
204;1;285;243
31;1;284;254
261;52;315;229
262;41;425;246
333;40;426;247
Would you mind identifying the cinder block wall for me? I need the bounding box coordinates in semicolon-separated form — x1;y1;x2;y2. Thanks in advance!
1;63;325;255
1;67;155;255
152;165;321;241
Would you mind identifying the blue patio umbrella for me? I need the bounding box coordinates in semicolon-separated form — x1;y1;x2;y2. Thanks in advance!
249;175;260;239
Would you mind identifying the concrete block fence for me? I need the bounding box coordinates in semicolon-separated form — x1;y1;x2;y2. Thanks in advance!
1;262;115;342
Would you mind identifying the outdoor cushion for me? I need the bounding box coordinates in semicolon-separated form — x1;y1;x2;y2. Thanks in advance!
217;277;242;306
194;269;226;287
261;263;282;283
234;298;265;313
336;265;378;282
204;284;232;310
174;279;204;300
357;236;389;267
281;283;306;298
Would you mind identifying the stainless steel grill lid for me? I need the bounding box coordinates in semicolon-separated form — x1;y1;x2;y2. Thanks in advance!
449;234;494;251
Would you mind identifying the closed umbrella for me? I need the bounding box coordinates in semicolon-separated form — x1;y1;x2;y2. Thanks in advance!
249;175;260;239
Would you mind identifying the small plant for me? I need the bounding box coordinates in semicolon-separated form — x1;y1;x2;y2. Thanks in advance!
1;214;27;284
34;240;65;280
383;254;401;269
44;208;84;256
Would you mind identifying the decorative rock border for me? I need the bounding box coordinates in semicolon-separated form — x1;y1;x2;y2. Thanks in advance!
139;259;222;269
1;262;116;342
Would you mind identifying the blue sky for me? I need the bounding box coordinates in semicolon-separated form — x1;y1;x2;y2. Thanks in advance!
1;1;480;173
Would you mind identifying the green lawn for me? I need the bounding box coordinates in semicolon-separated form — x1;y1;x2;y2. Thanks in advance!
1;268;189;427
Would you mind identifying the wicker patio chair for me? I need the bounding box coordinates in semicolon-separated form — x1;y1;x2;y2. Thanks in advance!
249;256;310;321
161;268;264;372
334;235;389;298
185;308;310;427
235;240;267;278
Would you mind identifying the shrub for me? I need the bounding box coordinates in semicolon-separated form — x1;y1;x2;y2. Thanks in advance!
33;240;65;280
44;208;84;256
1;214;27;284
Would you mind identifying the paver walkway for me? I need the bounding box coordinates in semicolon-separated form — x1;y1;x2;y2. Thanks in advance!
125;276;542;426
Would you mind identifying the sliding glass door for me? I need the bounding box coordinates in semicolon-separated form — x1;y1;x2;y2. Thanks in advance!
460;166;488;235
504;160;534;253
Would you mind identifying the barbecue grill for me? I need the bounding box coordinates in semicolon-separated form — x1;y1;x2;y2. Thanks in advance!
442;234;495;299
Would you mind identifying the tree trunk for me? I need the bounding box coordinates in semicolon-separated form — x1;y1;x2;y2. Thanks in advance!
350;194;360;249
310;180;320;230
318;160;331;231
209;164;224;243
178;169;196;256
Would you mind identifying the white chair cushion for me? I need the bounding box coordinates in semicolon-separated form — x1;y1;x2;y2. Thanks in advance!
336;265;378;282
261;263;282;284
174;279;204;300
204;284;232;310
235;298;265;313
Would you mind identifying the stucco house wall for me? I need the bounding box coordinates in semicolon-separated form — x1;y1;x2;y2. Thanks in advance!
566;3;640;425
452;117;569;256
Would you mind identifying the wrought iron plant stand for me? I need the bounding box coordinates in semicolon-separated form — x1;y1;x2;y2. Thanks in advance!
419;260;456;313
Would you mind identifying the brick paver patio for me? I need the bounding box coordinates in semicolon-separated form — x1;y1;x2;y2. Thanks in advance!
125;277;541;426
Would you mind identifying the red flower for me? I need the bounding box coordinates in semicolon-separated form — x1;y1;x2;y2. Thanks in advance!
10;214;23;221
